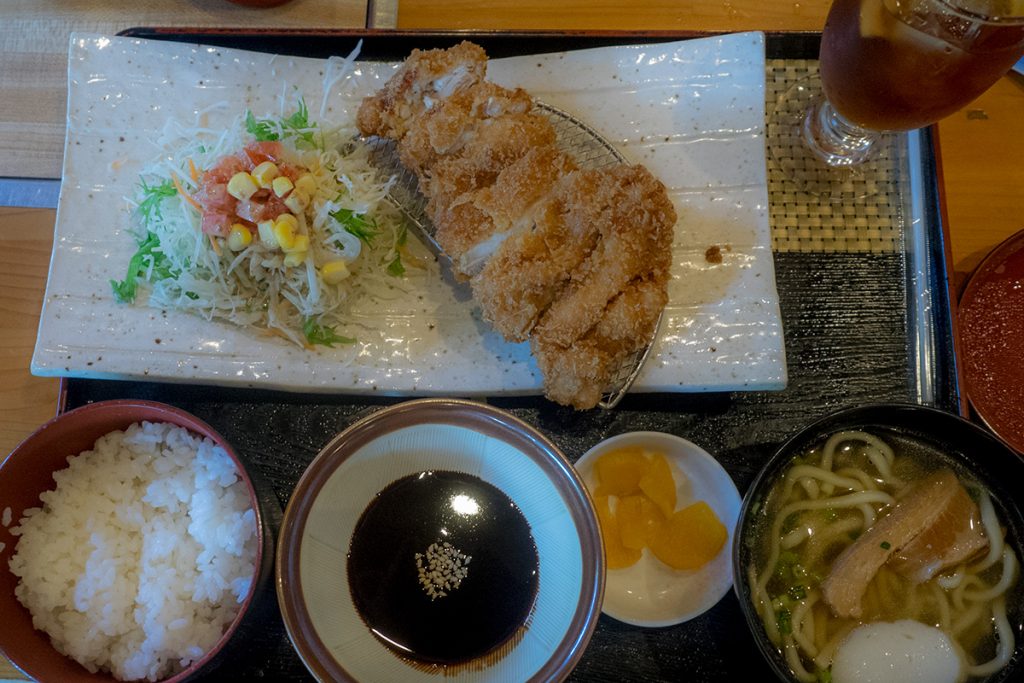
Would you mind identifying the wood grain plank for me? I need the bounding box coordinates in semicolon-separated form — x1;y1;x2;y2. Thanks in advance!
0;208;59;457
935;76;1024;291
0;0;370;179
397;0;829;31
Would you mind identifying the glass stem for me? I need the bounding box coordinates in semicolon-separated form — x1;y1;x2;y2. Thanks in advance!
802;96;881;167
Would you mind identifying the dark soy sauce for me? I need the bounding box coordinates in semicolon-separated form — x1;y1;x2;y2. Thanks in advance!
347;470;540;664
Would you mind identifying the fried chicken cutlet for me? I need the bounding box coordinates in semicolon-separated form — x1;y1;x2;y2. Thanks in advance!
357;41;677;409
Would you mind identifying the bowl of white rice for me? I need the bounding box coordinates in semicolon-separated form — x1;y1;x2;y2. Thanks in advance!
0;400;273;682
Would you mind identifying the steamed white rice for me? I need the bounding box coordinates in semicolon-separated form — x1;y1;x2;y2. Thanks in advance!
8;421;258;681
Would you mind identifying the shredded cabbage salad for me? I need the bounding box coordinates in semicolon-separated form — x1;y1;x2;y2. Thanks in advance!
112;95;413;348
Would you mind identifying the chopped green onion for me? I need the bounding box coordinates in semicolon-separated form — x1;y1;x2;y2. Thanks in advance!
386;253;405;277
776;607;793;635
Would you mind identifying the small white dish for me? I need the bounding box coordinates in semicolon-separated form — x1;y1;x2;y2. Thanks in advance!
575;431;741;627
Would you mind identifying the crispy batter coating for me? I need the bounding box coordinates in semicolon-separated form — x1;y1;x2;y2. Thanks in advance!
533;164;675;348
357;41;487;141
429;147;578;278
532;277;668;409
470;167;610;341
396;82;537;174
357;42;677;409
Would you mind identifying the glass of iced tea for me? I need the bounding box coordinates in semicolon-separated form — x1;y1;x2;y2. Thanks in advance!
773;0;1024;196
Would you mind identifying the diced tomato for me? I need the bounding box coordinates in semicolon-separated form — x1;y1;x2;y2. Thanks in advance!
276;162;302;182
194;144;307;238
242;141;285;166
236;192;290;224
195;182;233;213
202;154;248;185
193;181;237;236
201;211;231;237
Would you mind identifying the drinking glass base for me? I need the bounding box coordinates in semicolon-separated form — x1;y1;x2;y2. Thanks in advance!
768;74;887;201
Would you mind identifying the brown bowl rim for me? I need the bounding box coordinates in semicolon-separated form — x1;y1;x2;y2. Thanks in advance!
0;399;267;683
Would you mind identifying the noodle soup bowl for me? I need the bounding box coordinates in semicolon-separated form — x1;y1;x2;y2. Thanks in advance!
733;404;1024;683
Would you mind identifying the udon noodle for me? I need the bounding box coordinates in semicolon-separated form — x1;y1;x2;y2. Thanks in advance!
748;430;1019;681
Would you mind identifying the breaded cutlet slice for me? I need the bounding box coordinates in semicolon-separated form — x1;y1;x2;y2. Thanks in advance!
533;164;675;348
357;41;487;142
469;167;613;341
427;147;576;279
531;277;668;409
396;81;535;174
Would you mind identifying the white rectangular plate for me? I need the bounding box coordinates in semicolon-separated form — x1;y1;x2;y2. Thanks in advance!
32;32;787;397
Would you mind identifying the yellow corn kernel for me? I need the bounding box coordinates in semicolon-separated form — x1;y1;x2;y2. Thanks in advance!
272;176;294;198
283;191;308;214
272;214;296;229
227;172;259;200
251;161;280;188
272;216;298;250
283;251;307;267
257;220;277;248
283;233;309;254
226;223;253;251
321;260;350;284
275;212;299;231
293;173;317;196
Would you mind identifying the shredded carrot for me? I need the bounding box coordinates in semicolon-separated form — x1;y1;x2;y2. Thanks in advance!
170;172;203;212
208;234;222;256
188;158;200;183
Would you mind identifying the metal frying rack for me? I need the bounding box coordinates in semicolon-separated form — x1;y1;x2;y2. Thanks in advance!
364;101;660;409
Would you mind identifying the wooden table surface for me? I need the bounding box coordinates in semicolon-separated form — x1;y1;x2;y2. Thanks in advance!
1;0;1022;680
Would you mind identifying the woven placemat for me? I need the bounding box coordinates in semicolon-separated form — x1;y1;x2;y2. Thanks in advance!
767;59;909;254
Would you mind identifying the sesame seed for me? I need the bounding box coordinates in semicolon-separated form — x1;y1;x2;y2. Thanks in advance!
415;539;472;600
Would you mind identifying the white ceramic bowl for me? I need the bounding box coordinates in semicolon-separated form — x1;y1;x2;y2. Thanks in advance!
575;431;741;627
276;398;604;682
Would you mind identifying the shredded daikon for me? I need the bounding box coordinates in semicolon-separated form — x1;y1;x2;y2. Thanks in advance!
113;96;410;348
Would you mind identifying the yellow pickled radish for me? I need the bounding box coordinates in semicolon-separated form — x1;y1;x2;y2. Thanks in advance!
594;447;650;497
594;495;642;569
617;494;667;550
648;501;728;571
639;452;677;518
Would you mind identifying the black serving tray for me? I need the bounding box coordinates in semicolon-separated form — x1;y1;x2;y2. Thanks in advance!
56;28;961;682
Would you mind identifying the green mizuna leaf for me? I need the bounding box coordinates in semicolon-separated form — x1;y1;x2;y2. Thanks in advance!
303;318;356;347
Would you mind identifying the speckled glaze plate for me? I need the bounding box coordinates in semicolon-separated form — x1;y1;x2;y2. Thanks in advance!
32;32;786;397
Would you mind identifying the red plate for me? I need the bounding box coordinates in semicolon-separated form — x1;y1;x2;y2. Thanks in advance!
959;228;1024;455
